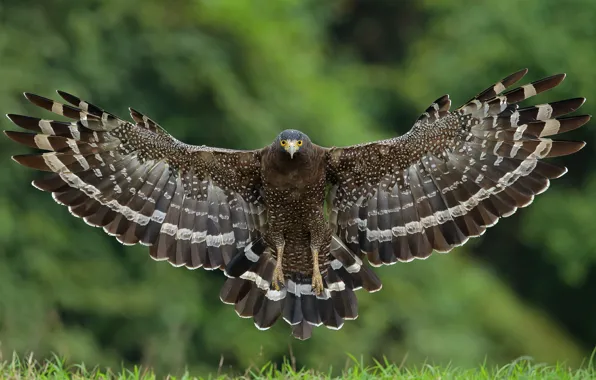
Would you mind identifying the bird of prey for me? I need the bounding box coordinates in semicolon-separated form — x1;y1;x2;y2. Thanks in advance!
4;69;589;339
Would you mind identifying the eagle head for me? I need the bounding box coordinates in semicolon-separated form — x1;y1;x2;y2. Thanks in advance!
274;129;311;159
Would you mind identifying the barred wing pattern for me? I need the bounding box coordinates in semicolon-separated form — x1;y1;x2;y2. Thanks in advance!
326;69;588;266
5;92;266;270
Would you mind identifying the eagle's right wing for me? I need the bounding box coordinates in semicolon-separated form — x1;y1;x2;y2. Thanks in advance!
5;92;266;270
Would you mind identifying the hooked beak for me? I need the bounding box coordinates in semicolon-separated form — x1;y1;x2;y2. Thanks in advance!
285;140;299;158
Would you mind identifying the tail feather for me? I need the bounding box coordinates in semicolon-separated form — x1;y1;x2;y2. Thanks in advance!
300;293;321;326
282;292;303;325
254;297;282;330
332;285;358;320
220;278;249;305
291;321;313;340
235;286;265;318
318;295;343;330
224;238;268;277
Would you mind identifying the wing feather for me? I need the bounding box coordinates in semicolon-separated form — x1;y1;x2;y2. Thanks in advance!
5;92;267;271
326;70;589;265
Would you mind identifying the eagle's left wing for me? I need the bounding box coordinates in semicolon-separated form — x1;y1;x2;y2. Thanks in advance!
325;69;589;266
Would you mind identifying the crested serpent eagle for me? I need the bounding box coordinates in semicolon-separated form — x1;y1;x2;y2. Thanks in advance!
4;69;589;339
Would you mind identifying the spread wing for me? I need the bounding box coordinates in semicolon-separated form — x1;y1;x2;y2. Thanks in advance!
5;92;267;270
325;69;589;266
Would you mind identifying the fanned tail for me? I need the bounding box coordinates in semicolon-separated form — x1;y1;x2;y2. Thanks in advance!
221;235;382;339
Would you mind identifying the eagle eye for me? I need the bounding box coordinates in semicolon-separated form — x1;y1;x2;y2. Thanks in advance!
280;140;287;147
297;140;303;146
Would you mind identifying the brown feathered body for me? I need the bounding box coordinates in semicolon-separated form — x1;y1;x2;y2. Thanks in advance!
260;143;331;279
5;69;590;340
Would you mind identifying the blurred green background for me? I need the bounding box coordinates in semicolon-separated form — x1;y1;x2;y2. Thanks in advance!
0;0;595;376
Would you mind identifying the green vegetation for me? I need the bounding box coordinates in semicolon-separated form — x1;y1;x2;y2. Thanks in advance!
0;0;594;376
1;353;594;379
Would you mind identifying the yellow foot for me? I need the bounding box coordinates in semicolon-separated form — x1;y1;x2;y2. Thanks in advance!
312;271;324;296
311;248;324;295
272;262;284;290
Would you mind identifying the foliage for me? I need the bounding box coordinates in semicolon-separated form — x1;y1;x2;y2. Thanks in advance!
0;0;594;375
0;352;594;380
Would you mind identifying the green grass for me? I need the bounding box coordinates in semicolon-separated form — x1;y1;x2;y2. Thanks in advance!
1;353;594;379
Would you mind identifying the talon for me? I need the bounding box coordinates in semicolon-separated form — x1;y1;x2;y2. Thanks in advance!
312;272;324;295
273;263;284;290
